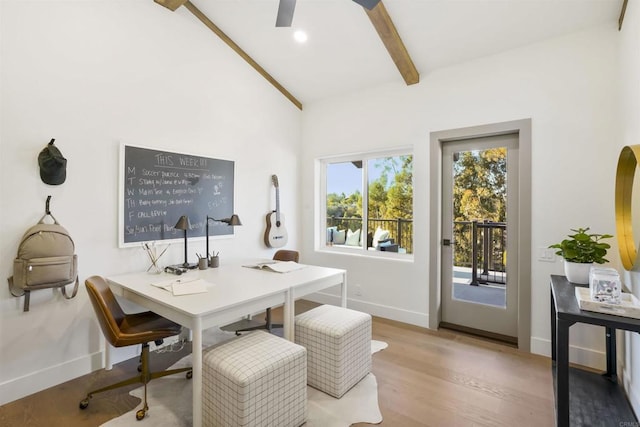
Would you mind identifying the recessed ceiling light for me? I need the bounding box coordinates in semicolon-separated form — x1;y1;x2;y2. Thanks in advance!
293;30;308;44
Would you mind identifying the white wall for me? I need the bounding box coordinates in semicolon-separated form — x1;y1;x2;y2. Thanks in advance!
618;0;640;416
301;24;620;368
0;0;301;404
0;0;631;410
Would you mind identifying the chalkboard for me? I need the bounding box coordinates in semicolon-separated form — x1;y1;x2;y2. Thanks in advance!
119;144;235;247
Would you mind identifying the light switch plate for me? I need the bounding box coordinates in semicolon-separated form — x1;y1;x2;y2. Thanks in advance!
538;247;556;262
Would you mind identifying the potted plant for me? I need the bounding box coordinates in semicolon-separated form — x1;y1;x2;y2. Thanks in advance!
549;227;613;284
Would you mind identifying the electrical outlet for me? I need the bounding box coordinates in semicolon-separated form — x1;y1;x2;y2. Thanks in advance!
355;284;362;296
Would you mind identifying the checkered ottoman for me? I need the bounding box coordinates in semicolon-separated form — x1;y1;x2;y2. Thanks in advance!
295;304;371;398
202;330;307;427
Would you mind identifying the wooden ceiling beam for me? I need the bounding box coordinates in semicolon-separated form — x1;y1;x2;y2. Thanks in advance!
365;1;419;86
154;0;303;110
154;0;189;12
619;0;628;31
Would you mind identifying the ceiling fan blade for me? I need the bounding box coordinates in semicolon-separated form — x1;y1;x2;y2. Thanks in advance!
352;0;381;10
276;0;296;27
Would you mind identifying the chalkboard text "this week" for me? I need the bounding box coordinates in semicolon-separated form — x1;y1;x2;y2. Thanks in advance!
120;145;234;245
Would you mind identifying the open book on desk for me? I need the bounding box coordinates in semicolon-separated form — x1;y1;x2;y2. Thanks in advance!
243;261;306;273
150;276;208;296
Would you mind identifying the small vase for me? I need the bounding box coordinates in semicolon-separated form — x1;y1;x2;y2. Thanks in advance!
564;261;592;285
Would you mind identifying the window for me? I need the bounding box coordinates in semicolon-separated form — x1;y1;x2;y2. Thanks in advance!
321;151;413;255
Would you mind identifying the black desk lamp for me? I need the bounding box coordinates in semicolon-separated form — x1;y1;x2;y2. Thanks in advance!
174;215;196;269
206;214;242;263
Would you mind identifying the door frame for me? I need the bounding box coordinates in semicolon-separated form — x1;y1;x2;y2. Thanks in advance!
429;119;532;351
441;134;519;339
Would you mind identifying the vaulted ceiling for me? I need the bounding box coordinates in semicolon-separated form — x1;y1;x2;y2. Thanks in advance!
155;0;622;109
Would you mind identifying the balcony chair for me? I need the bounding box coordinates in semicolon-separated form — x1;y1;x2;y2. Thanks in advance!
79;276;192;421
235;249;300;335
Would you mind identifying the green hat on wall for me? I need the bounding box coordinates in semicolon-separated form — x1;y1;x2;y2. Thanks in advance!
38;138;67;185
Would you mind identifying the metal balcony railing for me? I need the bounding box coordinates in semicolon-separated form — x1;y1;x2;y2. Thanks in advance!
453;220;506;286
324;218;505;282
326;217;413;254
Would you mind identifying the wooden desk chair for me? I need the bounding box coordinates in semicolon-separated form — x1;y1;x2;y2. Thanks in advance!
79;276;192;421
236;249;299;335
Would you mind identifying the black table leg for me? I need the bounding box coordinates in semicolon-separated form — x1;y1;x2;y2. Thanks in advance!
551;287;557;364
605;327;617;382
556;317;571;427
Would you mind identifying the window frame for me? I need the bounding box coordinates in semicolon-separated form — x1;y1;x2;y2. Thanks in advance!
317;147;414;259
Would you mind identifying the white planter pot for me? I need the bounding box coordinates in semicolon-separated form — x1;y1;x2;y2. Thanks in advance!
564;261;593;285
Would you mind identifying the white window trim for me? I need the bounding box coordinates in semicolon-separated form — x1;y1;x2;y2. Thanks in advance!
316;147;414;259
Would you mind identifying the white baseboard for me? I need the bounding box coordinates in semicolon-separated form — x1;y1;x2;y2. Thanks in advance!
309;295;603;369
305;292;429;328
622;365;640;419
529;336;550;358
303;297;609;369
0;336;182;406
530;336;605;370
0;351;103;406
3;304;611;407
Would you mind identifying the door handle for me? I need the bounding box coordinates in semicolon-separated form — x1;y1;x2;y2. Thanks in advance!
443;239;452;246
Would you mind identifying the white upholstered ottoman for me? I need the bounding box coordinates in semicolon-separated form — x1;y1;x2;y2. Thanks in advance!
295;304;372;398
202;330;307;427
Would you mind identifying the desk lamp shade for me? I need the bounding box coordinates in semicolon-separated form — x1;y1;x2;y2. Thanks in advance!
206;214;242;264
174;215;191;268
224;214;242;226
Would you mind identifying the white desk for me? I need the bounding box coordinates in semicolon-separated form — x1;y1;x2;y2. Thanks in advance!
107;262;346;427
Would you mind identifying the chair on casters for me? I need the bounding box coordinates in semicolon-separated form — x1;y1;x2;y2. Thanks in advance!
236;249;299;335
79;276;192;421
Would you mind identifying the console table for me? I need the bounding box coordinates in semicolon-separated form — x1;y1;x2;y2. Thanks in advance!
550;275;638;426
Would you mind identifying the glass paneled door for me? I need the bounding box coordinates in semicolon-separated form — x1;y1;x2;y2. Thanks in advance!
441;133;519;341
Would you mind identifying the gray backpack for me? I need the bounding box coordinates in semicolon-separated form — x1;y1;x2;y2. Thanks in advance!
8;212;78;311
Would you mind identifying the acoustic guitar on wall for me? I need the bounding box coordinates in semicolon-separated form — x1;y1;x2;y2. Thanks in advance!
264;174;288;248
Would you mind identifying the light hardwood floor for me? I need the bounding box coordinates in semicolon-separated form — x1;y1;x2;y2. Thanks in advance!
0;302;554;426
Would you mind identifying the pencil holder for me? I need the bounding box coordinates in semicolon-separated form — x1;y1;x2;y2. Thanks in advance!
142;242;168;274
209;256;219;268
148;263;162;274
